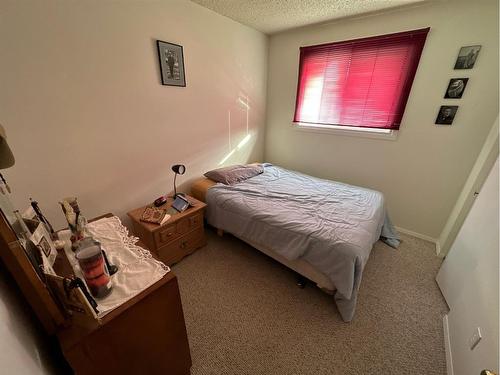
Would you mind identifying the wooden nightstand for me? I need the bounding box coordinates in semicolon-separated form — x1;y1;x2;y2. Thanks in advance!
127;195;207;266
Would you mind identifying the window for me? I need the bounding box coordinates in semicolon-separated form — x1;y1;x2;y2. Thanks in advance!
293;28;430;131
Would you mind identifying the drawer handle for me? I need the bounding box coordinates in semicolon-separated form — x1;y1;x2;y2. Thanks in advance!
180;241;187;249
160;232;174;241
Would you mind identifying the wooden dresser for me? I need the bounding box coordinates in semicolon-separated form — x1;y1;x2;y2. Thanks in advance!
127;195;207;266
0;212;192;375
58;271;191;375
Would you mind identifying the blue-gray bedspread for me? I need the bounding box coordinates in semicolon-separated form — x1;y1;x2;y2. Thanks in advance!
206;165;399;321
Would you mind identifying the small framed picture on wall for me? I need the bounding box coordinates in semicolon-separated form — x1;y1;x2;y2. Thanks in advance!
454;45;481;69
156;40;186;87
444;78;469;99
435;106;458;125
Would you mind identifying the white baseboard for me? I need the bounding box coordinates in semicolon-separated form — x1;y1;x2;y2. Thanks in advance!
395;226;438;244
443;314;454;375
435;240;444;258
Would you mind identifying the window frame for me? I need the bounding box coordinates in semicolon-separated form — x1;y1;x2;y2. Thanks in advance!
294;122;398;140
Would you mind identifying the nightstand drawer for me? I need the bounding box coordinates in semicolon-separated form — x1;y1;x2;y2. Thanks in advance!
186;212;203;230
154;224;180;246
157;226;206;266
154;212;204;248
176;212;203;235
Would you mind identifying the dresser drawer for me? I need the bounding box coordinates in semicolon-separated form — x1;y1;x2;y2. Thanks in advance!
157;226;206;266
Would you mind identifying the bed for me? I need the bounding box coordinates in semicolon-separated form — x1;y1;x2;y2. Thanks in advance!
191;164;399;321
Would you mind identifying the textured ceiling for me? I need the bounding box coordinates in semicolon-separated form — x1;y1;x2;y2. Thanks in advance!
191;0;425;34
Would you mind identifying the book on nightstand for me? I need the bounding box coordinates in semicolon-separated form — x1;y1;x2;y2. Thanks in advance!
140;207;171;225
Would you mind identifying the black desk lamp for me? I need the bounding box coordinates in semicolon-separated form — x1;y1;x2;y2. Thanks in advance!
172;164;186;198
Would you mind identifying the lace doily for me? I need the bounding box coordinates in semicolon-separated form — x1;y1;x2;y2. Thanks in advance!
59;216;170;318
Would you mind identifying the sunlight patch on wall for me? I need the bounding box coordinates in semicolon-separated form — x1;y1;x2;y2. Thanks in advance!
218;94;253;166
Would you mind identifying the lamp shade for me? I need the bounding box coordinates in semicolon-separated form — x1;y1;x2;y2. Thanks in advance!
0;124;15;169
171;164;186;175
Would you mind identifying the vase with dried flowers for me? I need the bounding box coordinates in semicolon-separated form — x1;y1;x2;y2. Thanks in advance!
60;197;88;251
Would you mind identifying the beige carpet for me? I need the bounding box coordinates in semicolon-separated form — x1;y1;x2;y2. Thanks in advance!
173;229;448;375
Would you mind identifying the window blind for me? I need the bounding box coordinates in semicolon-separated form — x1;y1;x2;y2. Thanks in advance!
293;28;430;130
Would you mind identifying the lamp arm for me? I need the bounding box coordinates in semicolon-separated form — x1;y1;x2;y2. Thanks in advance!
173;173;177;198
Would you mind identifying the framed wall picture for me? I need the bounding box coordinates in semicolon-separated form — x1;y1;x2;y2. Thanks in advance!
454;45;481;69
444;78;469;99
156;40;186;87
435;106;458;125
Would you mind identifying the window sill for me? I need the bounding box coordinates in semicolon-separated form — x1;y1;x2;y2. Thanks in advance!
293;122;398;140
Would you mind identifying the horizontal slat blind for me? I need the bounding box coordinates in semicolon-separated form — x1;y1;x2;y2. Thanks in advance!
294;28;430;130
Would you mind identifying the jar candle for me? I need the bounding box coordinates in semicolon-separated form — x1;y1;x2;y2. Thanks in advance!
75;245;112;298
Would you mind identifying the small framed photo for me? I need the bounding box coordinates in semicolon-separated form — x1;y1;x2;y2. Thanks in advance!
156;40;186;87
444;78;469;99
435;106;458;125
454;45;481;69
38;236;52;257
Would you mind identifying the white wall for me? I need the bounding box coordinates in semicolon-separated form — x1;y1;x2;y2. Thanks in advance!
264;0;499;238
436;157;499;375
0;0;268;228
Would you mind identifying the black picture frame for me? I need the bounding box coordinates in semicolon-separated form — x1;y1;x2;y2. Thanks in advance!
435;106;458;125
454;45;481;70
444;78;469;99
156;40;186;87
